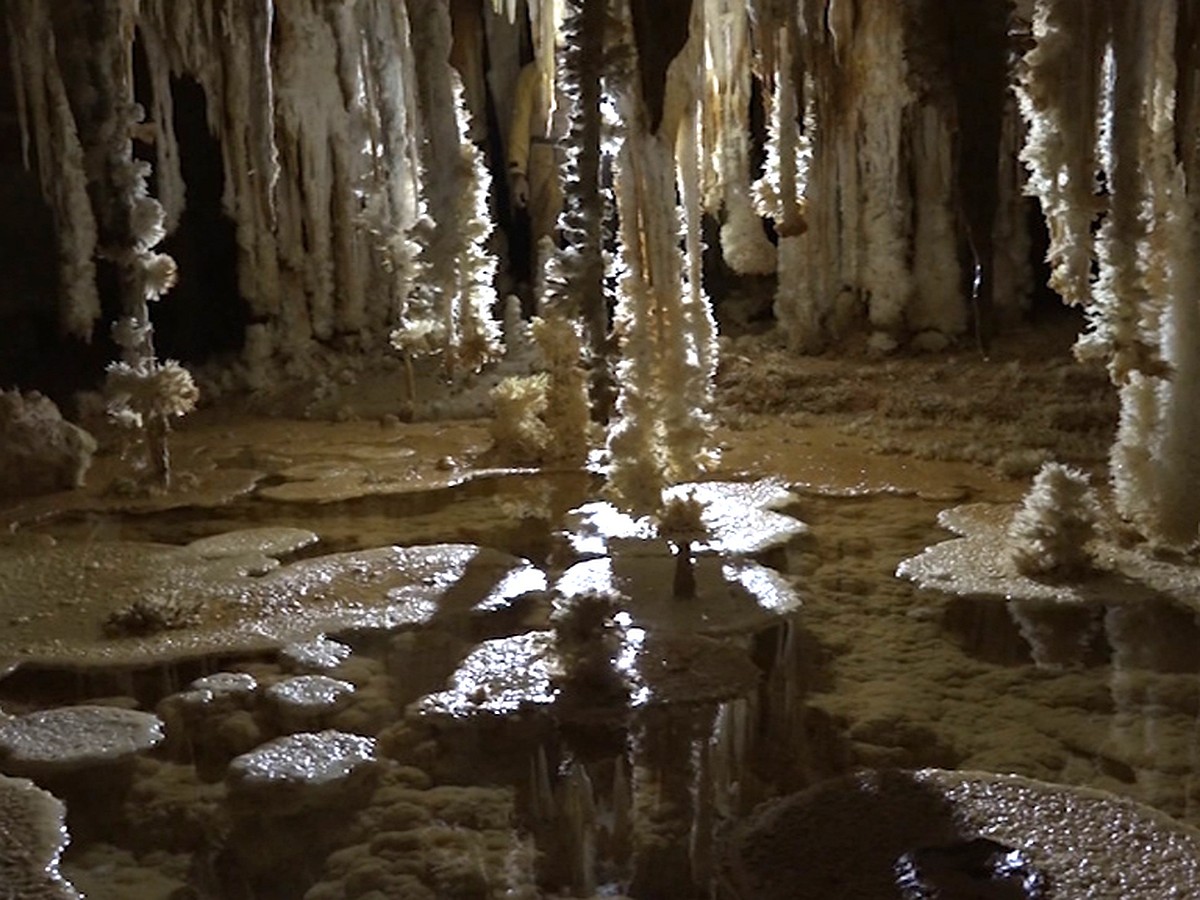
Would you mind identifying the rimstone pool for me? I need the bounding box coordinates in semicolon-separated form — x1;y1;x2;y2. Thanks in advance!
3;320;1200;898
5;2;1200;893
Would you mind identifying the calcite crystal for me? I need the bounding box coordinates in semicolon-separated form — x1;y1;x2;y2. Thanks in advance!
0;774;81;899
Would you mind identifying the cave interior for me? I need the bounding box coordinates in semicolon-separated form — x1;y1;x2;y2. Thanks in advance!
2;0;1200;898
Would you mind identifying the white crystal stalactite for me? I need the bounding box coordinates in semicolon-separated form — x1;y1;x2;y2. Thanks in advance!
703;0;777;275
606;0;719;513
1019;0;1200;545
1016;0;1106;308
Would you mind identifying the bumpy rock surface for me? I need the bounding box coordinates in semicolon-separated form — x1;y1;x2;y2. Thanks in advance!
0;706;164;776
723;768;1200;899
227;730;377;815
0;390;96;498
0;774;82;898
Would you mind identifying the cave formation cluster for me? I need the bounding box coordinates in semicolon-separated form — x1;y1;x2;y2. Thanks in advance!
4;0;1200;537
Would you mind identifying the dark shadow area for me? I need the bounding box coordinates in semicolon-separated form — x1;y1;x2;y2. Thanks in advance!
726;769;973;899
151;75;249;364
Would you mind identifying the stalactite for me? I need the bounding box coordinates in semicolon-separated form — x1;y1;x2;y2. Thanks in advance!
137;25;184;235
752;19;808;238
1154;2;1200;544
359;0;424;331
543;0;613;421
39;0;200;490
908;105;966;345
856;1;914;343
1097;3;1167;534
666;0;720;482
606;0;667;514
5;0;101;342
1106;0;1200;543
992;90;1034;324
776;0;912;353
702;0;777;275
1020;0;1200;544
140;0;282;337
606;0;718;515
941;0;1012;350
773;62;835;355
607;129;680;512
1016;0;1107;307
273;0;348;341
408;0;502;375
482;2;525;171
141;0;491;375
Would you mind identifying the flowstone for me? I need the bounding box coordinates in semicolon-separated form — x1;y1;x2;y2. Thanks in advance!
898;503;1200;609
0;539;545;669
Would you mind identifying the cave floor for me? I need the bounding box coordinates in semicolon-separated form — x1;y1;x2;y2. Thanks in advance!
3;310;1199;898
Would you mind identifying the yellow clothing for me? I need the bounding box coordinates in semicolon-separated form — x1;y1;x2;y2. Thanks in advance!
527;143;564;244
508;62;567;247
507;63;555;177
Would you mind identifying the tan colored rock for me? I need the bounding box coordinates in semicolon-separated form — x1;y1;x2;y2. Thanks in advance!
0;774;81;898
264;675;356;733
0;541;544;668
0;390;96;499
0;706;164;777
156;673;260;779
227;730;378;815
186;526;319;559
280;635;354;673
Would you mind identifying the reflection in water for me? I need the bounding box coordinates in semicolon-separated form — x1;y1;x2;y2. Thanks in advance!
4;471;1200;896
1106;604;1200;824
895;838;1048;900
942;593;1200;673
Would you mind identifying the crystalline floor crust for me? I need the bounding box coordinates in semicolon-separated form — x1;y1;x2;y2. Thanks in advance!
2;314;1199;898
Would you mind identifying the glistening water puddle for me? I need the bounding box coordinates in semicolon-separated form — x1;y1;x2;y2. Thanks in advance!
22;469;601;561
4;470;1200;897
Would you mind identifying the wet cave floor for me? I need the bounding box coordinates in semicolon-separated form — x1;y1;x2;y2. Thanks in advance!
3;312;1200;898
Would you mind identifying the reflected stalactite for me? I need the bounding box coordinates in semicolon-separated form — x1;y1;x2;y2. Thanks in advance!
1105;603;1200;822
627;705;715;899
